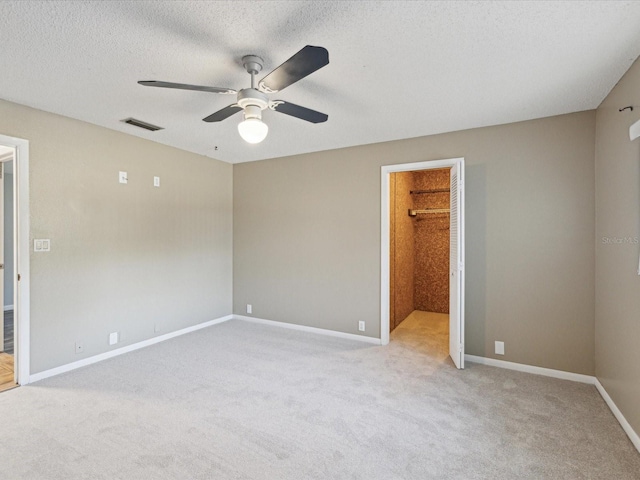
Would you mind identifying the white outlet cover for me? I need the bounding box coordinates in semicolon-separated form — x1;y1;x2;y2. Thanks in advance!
154;176;160;187
358;321;365;332
495;341;505;355
109;332;119;345
119;171;128;184
246;304;252;314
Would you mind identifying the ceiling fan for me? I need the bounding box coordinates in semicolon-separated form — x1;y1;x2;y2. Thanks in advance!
138;45;329;144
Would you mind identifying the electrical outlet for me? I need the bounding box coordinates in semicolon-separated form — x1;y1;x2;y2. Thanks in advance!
495;341;505;355
109;332;119;345
75;342;84;354
358;321;365;332
246;304;252;314
154;176;160;187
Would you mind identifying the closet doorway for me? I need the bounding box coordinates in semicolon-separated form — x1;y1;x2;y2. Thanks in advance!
381;158;465;368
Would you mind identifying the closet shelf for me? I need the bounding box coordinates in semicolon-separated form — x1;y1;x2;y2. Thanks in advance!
408;208;450;217
410;188;450;195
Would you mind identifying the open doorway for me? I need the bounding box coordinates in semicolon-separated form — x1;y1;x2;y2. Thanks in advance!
0;146;16;391
381;158;465;368
389;167;450;360
0;133;30;389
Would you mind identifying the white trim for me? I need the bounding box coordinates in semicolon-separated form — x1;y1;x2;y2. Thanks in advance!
380;165;391;346
16;140;28;382
3;305;13;311
464;354;596;384
28;314;233;383
594;379;640;453
380;157;465;347
234;314;382;345
0;134;29;386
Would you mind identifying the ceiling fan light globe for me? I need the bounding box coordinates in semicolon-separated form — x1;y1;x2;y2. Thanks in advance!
238;118;268;144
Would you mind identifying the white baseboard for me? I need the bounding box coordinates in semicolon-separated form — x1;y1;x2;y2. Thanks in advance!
465;354;639;454
3;304;13;312
464;354;596;384
234;314;382;345
28;314;233;384
594;379;640;453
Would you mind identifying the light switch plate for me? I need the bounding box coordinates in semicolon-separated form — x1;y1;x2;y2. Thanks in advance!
34;239;51;252
119;171;128;184
154;176;160;187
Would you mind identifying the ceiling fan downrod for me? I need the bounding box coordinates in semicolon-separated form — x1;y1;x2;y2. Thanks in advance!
242;55;263;89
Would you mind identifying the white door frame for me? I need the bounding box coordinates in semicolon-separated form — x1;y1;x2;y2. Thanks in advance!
0;134;30;385
380;157;465;353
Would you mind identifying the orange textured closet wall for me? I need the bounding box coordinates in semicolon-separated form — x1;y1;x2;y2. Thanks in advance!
389;171;415;330
413;169;450;313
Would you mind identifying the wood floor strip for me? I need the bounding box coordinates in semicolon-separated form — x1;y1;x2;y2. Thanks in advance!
0;352;16;391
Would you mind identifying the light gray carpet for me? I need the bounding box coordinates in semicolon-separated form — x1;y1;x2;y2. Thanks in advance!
0;317;638;479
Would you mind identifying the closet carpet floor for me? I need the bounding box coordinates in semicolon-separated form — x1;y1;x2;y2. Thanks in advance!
0;318;638;479
394;309;449;361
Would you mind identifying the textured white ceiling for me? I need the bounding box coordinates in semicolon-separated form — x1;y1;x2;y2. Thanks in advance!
1;1;639;164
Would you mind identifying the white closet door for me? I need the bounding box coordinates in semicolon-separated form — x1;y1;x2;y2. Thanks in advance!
449;160;465;368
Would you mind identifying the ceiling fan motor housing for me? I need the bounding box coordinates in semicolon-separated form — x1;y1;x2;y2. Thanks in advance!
237;88;269;119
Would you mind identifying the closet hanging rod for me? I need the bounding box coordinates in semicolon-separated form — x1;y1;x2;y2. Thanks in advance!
410;188;450;195
408;208;450;217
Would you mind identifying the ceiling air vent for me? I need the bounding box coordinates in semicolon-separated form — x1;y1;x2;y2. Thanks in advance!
122;117;164;132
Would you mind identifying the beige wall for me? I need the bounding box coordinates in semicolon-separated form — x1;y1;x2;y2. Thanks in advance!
595;57;640;434
234;111;596;375
0;99;233;374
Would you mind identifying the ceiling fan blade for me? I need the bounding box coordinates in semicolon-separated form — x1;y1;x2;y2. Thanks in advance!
258;45;329;93
272;101;328;123
203;104;243;122
139;81;236;95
